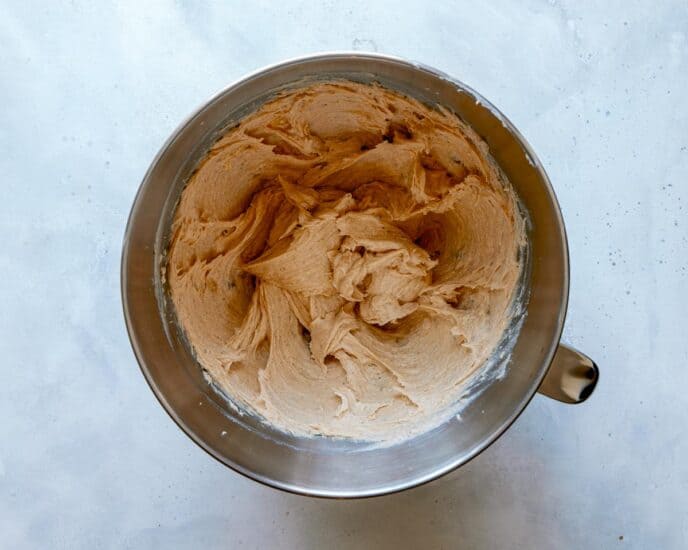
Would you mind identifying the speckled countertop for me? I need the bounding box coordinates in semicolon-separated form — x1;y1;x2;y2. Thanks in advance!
1;1;687;548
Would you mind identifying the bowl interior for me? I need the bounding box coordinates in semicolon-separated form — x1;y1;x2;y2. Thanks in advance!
122;53;568;497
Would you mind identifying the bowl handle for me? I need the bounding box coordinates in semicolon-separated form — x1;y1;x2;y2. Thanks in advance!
537;344;599;404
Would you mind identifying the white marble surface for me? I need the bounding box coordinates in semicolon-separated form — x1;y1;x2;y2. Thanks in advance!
2;1;687;548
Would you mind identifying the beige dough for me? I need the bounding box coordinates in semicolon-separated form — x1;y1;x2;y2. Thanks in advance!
167;81;525;441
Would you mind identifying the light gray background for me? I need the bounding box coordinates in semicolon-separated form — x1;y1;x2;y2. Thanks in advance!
2;1;687;548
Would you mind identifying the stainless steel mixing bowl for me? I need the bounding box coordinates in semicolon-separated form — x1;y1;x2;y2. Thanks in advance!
121;52;598;498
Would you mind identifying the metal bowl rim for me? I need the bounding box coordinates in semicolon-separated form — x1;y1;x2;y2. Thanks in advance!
121;50;570;498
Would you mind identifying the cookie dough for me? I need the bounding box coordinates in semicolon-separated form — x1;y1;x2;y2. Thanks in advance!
167;81;525;441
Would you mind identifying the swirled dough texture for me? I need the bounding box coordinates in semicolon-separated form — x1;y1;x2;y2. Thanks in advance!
168;82;525;441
